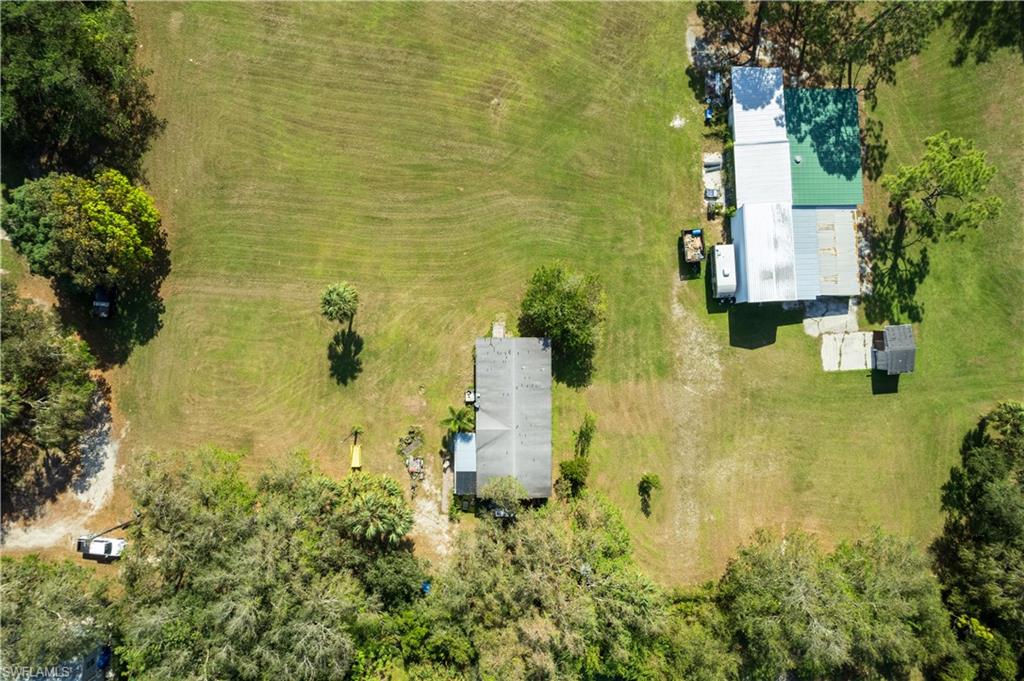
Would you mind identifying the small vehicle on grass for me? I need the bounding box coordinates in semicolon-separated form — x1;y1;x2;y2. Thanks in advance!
681;228;706;269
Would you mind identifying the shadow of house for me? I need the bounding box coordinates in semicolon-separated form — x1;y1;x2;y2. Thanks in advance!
727;303;803;349
870;371;900;395
327;328;364;385
704;262;730;315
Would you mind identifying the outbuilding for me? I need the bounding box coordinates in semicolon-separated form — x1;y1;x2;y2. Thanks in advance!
873;325;916;375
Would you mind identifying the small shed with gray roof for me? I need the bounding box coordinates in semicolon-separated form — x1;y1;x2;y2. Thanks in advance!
873;325;916;375
456;337;552;498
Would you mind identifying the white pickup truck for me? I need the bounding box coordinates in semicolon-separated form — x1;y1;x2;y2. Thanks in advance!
77;536;127;562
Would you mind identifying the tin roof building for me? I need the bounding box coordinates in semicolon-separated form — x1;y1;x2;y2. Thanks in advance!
725;67;864;304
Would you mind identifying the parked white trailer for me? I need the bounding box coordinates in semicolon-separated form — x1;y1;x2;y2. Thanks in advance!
713;244;737;299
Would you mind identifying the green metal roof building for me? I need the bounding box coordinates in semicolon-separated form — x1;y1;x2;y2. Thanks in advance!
784;88;864;206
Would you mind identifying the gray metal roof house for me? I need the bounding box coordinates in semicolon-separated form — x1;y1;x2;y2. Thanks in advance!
455;337;552;499
873;324;916;375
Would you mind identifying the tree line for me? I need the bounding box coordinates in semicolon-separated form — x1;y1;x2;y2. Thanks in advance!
3;402;1021;680
1;1;167;499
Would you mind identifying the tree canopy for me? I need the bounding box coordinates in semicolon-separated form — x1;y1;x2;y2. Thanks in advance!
696;1;942;106
3;169;164;290
518;262;606;386
1;286;96;489
881;131;1003;241
423;496;668;680
118;450;416;680
718;529;962;681
0;555;114;669
320;281;360;326
440;405;474;437
0;0;163;180
933;402;1024;680
477;475;528;514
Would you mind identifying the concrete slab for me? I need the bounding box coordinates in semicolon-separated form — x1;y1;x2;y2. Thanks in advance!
821;331;872;372
804;297;859;337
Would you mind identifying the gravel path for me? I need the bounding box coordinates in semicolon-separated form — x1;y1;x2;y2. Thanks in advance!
1;404;121;550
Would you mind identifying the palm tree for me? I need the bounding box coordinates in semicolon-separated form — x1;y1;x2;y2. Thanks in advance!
340;473;413;546
320;282;360;326
440;405;474;437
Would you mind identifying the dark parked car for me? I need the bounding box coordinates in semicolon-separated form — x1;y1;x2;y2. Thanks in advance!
92;286;115;318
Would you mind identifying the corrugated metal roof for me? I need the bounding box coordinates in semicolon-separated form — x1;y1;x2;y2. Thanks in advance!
733;141;793;206
732;203;798;303
791;209;822;300
453;432;476;472
731;67;788;145
785;88;864;206
813;208;860;296
474;338;552;498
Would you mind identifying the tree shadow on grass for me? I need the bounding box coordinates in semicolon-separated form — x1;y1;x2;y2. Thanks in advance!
54;236;171;368
861;116;889;182
727;303;803;349
862;213;930;324
552;346;595;389
328;328;364;385
945;1;1024;66
639;490;653;518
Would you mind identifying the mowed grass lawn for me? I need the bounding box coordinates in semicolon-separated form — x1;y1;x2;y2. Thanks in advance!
126;2;701;560
120;4;1022;582
660;31;1023;579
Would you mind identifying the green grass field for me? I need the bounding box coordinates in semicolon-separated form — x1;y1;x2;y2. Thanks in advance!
117;4;1022;581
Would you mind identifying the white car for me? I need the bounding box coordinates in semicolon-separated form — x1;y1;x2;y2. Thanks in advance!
77;536;127;561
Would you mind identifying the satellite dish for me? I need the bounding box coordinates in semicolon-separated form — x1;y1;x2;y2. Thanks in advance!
794;155;803;164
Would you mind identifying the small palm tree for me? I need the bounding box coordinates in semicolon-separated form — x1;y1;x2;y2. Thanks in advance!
440;405;474;436
320;282;360;326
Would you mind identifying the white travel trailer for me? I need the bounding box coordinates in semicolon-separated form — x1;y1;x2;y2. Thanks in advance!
713;244;737;299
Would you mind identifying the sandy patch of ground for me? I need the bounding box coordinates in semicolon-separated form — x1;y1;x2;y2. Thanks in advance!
409;463;454;561
1;403;124;551
671;280;723;396
663;280;723;573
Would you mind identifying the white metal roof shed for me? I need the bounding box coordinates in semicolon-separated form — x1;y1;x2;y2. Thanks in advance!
733;141;793;206
732;203;798;303
730;67;788;145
